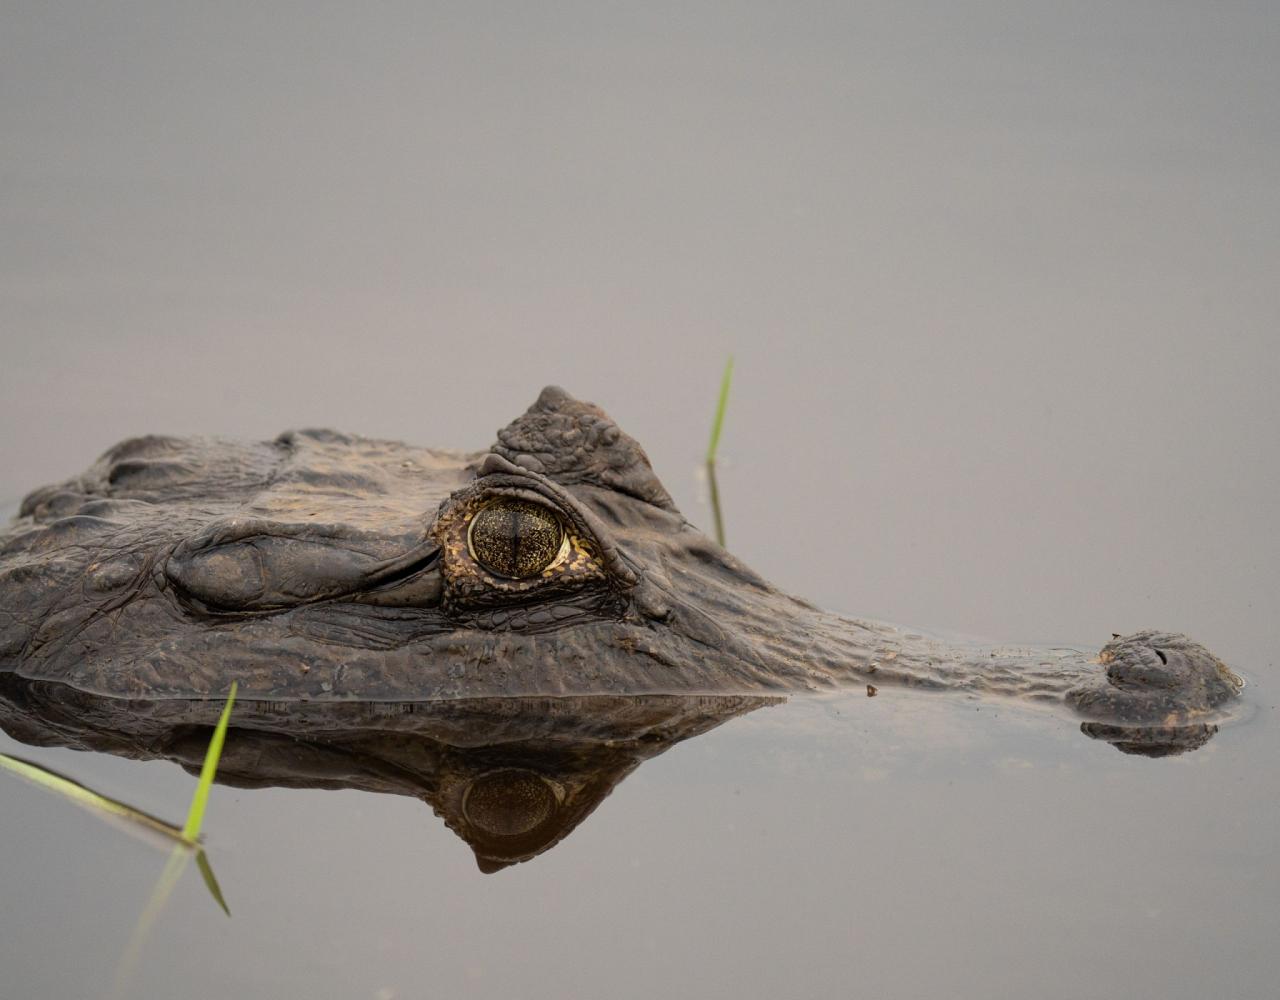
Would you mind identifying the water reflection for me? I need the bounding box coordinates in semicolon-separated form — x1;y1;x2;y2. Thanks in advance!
0;684;778;871
1080;721;1219;758
0;668;1227;886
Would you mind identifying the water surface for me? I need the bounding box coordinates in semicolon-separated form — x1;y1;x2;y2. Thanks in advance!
0;679;1274;1000
2;4;1277;998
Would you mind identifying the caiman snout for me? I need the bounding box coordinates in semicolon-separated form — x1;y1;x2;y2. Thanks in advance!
164;516;440;613
1066;630;1243;725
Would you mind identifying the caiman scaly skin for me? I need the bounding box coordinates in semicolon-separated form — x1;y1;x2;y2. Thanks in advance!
0;387;1242;749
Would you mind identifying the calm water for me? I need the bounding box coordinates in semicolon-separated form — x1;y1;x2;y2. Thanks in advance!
0;474;1275;999
1;679;1276;1000
2;4;1277;998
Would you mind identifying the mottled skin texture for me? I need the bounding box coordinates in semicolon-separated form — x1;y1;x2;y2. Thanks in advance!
0;387;1243;756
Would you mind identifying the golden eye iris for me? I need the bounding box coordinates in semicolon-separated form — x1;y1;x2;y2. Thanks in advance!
466;498;566;579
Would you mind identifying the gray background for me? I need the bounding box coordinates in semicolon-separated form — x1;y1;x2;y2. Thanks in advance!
1;4;1277;998
2;2;1276;666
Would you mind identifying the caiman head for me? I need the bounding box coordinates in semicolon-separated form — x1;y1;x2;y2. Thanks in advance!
0;386;1242;757
0;387;842;701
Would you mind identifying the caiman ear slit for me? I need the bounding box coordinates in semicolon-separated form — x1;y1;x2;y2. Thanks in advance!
489;386;677;512
477;453;524;477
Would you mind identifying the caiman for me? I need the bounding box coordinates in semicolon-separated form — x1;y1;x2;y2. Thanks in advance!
0;387;1244;868
0;386;1241;741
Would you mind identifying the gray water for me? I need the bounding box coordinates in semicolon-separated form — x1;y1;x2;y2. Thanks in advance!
2;4;1277;998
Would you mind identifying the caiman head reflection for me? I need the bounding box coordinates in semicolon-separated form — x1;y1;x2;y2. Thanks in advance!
0;386;1244;763
0;689;775;871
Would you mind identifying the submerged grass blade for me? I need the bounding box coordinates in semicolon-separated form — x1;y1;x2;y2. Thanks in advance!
705;356;734;465
4;683;240;999
0;752;187;843
181;681;237;843
112;844;192;1000
113;846;233;995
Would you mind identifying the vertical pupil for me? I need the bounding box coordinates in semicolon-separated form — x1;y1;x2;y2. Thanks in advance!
468;500;562;578
506;507;523;570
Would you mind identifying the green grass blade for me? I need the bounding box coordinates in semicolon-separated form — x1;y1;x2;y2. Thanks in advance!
705;356;734;546
705;356;735;465
194;849;231;917
181;681;238;843
0;752;187;843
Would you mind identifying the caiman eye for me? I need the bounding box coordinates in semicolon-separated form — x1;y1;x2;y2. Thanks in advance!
466;498;568;579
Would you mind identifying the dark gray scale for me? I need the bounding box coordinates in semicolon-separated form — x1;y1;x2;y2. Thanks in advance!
467;499;563;578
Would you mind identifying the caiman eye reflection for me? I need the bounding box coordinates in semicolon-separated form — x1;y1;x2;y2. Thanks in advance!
462;769;559;836
466;498;568;579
